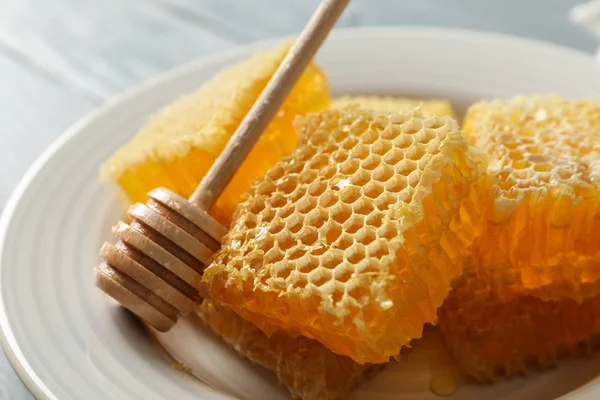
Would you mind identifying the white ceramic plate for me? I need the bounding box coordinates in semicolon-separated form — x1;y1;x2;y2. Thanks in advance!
2;27;600;400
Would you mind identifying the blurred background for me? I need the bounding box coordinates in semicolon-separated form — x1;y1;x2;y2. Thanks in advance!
0;0;598;398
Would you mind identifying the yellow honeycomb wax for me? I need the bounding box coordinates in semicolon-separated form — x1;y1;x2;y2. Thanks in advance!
438;266;600;381
196;299;381;400
100;43;330;227
204;107;489;364
464;95;600;301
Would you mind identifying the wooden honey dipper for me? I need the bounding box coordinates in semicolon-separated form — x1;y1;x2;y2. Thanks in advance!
95;0;350;332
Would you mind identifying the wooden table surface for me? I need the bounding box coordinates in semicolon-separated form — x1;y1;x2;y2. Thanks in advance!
0;0;596;398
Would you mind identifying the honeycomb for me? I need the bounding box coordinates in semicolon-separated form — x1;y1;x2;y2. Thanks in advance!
203;107;489;364
438;266;600;381
99;42;330;227
196;300;382;400
464;95;600;301
331;95;455;118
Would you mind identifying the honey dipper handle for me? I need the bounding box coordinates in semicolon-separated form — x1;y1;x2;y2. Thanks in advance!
189;0;350;210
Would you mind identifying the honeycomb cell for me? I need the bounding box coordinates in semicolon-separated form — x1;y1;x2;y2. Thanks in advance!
386;175;408;192
350;143;370;158
204;107;488;364
330;202;353;224
287;247;306;261
277;204;294;219
396;159;416;176
397;187;414;204
276;232;296;251
332;149;349;163
306;207;328;228
393;134;414;149
290;271;308;290
377;222;398;240
372;139;393;156
360;128;379;145
405;144;426;161
267;164;286;181
380;124;401;140
310;266;332;287
350;169;371;186
355;227;376;246
367;240;389;258
267;217;285;234
315;157;333;173
464;95;600;301
260;207;276;224
299;169;318;184
278;176;298;194
255;232;274;252
270;193;287;209
340;159;361;175
414;127;435;144
297;254;318;273
363;181;384;199
322;251;344;273
248;197;266;215
341;135;360;151
344;214;365;234
265;248;284;264
372;164;394;182
289;186;307;203
366;210;384;228
307;181;327;197
256;180;276;196
296;196;317;214
333;264;354;283
352;198;375;215
339;185;362;204
322;222;343;244
240;211;257;228
345;244;367;264
334;233;354;252
375;192;397;211
401;118;423;134
286;213;304;233
298;227;318;247
361;154;382;170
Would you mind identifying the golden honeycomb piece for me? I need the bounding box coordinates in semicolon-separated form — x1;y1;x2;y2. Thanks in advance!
464;95;600;301
100;43;330;227
204;107;489;364
196;300;382;400
331;95;455;118
438;266;600;381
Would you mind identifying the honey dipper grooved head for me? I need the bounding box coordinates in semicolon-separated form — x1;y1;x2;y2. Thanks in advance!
94;188;226;331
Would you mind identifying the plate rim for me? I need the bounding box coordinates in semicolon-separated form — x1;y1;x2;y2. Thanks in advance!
0;26;598;400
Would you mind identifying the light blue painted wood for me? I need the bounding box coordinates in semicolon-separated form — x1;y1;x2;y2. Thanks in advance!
156;0;597;51
0;47;96;209
0;0;236;98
